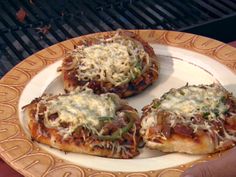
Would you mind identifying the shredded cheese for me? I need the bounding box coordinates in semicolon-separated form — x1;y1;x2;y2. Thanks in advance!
159;85;228;119
71;34;148;86
37;89;118;138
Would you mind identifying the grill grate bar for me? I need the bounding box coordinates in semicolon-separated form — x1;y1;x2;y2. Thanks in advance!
0;54;13;76
132;2;166;28
192;0;225;17
66;3;109;32
168;0;200;24
2;1;27;27
20;0;48;21
24;29;44;50
43;1;74;39
185;2;212;21
11;31;33;55
38;35;53;46
125;4;157;28
128;4;157;27
27;1;72;42
2;0;56;55
218;0;236;11
46;3;83;38
73;15;97;33
20;0;67;42
0;59;9;76
0;10;17;30
64;18;84;36
71;1;121;32
207;0;234;14
0;37;19;70
67;1;106;33
144;0;184;28
103;8;134;29
0;10;34;56
81;19;100;33
157;1;192;26
1;34;23;62
80;3;121;30
135;1;172;29
112;7;145;29
86;0;133;11
68;2;101;33
82;15;108;32
34;2;68;42
62;8;92;36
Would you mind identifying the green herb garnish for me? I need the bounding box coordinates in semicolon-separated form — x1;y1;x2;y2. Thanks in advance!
152;102;161;109
203;112;210;119
98;116;113;122
212;109;219;117
98;112;136;141
179;90;185;95
220;96;226;103
135;62;142;70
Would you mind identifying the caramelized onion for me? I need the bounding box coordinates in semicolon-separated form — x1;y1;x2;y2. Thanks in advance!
141;53;151;74
62;57;78;70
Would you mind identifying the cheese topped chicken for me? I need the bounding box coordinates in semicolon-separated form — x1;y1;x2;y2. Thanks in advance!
73;39;147;86
23;88;141;158
141;84;236;154
60;30;159;97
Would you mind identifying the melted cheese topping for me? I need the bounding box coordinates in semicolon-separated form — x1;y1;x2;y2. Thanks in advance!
41;89;117;138
72;35;148;86
159;85;228;119
141;84;236;144
141;112;157;130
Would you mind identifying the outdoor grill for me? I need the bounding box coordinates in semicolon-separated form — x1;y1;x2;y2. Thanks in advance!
0;0;236;77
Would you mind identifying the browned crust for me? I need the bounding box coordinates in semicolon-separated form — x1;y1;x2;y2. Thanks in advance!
24;100;141;159
142;121;235;155
145;133;215;154
61;30;159;98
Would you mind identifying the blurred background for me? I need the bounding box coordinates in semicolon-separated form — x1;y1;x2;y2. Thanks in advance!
0;0;236;78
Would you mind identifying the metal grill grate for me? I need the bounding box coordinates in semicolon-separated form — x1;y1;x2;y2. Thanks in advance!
0;0;236;77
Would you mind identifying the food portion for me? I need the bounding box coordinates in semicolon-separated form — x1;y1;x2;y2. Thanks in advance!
59;30;159;98
140;84;236;154
23;88;141;159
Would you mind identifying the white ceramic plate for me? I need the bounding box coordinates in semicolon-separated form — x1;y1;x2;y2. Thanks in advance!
18;44;236;172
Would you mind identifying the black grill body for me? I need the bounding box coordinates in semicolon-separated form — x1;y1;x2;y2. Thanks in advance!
0;0;236;77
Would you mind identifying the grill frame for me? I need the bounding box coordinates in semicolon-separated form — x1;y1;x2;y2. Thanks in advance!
0;0;236;77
